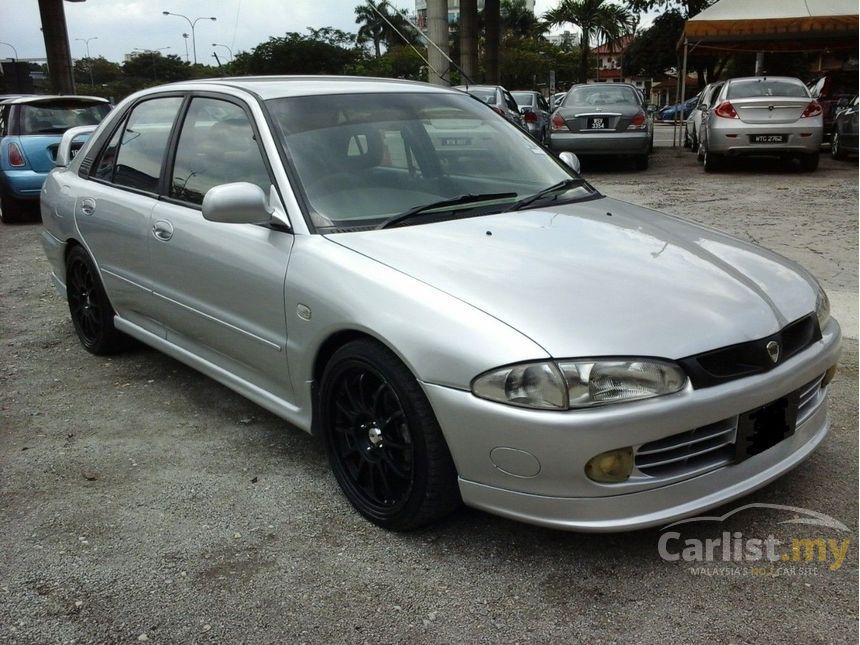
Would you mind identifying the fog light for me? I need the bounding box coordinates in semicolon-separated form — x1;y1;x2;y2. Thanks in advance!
585;447;634;483
823;364;838;386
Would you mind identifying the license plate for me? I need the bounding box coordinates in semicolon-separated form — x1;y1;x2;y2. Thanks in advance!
441;137;470;146
587;117;607;130
735;394;798;461
751;134;786;144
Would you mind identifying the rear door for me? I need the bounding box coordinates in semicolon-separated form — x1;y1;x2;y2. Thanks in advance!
75;95;184;337
147;95;294;399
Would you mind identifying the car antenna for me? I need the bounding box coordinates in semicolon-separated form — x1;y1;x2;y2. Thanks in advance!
368;0;474;89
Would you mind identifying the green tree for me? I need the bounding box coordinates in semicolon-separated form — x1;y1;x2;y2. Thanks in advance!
625;0;715;18
501;0;547;39
544;0;635;83
122;52;191;83
233;32;359;75
73;56;123;87
622;10;684;78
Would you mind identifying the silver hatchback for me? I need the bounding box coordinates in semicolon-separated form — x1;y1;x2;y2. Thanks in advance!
698;76;824;172
41;77;840;533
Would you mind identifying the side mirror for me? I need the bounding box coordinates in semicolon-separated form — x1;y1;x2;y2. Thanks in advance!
646;104;658;113
55;125;98;167
202;182;273;224
559;151;581;174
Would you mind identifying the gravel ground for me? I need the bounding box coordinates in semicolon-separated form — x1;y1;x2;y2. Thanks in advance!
1;149;857;644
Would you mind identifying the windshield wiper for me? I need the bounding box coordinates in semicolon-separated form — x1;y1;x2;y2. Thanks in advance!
377;192;517;229
503;178;587;212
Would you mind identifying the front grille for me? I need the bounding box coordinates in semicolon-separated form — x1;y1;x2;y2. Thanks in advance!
635;417;737;479
679;314;821;389
635;373;826;481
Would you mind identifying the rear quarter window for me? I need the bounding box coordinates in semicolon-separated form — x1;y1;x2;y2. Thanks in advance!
19;101;109;135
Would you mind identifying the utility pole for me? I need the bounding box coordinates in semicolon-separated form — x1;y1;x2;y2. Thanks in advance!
38;0;76;94
484;0;500;84
459;0;477;83
426;0;449;86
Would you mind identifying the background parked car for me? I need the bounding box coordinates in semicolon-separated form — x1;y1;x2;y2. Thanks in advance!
698;76;822;173
551;91;567;109
549;82;653;169
830;95;858;160
685;82;724;151
511;90;551;144
808;70;859;141
658;94;699;121
0;95;110;223
455;84;525;130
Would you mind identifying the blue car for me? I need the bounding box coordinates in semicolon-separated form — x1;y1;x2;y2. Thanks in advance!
1;95;110;223
657;94;700;122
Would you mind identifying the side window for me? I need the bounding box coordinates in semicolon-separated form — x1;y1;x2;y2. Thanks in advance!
504;91;518;112
0;106;7;136
537;95;549;111
110;97;183;192
170;97;271;206
93;119;125;181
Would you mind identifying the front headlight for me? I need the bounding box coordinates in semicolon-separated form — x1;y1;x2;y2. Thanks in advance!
471;359;687;410
815;285;830;330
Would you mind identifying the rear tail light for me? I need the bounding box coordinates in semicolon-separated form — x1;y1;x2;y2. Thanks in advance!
714;101;738;119
801;100;823;118
8;142;25;167
551;113;568;131
627;111;647;130
523;110;538;123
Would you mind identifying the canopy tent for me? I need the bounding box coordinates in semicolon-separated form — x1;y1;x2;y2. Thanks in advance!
683;0;859;52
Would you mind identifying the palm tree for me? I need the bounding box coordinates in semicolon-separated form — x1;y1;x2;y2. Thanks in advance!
355;1;415;58
501;0;547;40
544;0;635;83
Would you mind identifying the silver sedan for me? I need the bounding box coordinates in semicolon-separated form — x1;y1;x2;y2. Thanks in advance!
41;77;840;532
698;76;824;172
549;83;653;169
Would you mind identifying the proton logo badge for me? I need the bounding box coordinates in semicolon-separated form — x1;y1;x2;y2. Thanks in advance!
768;105;774;111
766;340;780;363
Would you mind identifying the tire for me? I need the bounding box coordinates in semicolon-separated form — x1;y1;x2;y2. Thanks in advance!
0;187;22;224
696;142;705;162
66;245;131;355
800;152;819;172
703;147;722;173
831;131;847;160
689;132;698;153
320;338;460;530
634;154;649;170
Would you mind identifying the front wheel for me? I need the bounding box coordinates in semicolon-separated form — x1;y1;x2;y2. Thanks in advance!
320;339;460;530
703;147;722;172
0;187;23;224
831;131;847;160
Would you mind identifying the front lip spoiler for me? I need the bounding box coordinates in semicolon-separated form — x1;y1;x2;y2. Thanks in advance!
457;401;830;533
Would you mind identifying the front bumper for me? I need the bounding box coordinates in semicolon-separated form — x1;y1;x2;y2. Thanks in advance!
1;169;48;200
549;131;649;156
423;319;841;532
707;120;823;155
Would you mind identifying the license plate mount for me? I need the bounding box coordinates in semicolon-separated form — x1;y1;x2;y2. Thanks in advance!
735;394;799;461
587;117;607;130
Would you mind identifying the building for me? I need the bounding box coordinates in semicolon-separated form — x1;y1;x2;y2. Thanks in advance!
590;34;648;94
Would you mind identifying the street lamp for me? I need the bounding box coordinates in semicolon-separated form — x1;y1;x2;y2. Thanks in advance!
211;43;233;60
162;11;216;65
182;33;190;62
75;36;98;87
0;41;18;61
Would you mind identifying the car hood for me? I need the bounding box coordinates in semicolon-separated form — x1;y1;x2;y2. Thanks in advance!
326;197;818;359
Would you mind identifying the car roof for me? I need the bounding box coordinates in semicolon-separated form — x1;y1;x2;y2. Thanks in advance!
166;76;460;100
1;94;109;105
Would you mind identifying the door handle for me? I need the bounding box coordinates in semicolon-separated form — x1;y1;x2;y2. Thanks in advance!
80;198;96;216
152;219;174;241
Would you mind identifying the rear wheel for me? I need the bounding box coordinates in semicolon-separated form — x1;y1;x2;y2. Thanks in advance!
696;142;705;162
800;152;819;172
703;147;722;172
66;246;131;355
831;131;847;160
634;154;649;170
320;339;460;530
0;187;23;224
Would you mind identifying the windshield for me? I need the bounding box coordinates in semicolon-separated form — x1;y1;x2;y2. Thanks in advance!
19;100;110;135
266;92;589;229
564;85;640;106
728;79;808;99
466;89;496;104
511;92;534;106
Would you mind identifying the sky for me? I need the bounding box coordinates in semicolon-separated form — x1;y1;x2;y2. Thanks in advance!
1;0;580;64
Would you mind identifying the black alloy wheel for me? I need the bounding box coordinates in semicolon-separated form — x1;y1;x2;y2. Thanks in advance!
66;246;130;354
321;339;460;530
